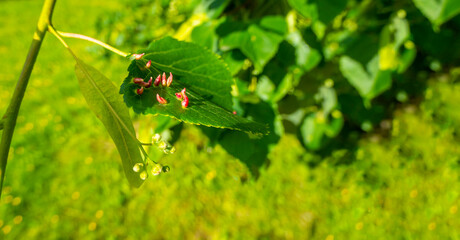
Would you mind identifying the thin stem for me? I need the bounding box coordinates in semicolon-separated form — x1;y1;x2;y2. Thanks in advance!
0;0;57;197
48;26;70;49
57;31;130;57
0;119;4;130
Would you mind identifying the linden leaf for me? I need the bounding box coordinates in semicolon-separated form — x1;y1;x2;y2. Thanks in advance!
120;37;268;135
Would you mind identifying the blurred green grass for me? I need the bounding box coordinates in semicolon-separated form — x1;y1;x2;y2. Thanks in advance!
0;0;459;239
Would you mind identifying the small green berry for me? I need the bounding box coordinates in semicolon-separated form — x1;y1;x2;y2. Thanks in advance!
132;163;144;172
152;134;161;143
162;166;170;173
140;171;148;180
151;165;162;176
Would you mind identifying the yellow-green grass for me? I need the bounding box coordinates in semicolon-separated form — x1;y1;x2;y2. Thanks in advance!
0;0;459;239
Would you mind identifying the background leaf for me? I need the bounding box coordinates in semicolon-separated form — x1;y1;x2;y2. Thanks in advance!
75;58;143;187
339;55;392;101
218;16;287;74
412;0;460;26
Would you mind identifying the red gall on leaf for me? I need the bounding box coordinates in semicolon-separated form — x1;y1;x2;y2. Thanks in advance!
154;74;161;86
181;88;188;108
144;77;153;88
232;111;237;115
166;72;173;87
133;77;144;84
161;72;167;86
181;95;189;108
137;87;144;95
175;88;186;100
145;60;152;68
133;53;145;60
156;94;167;104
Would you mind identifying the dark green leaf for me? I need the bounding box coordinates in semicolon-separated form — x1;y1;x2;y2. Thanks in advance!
121;37;268;135
122;36;233;111
218;101;283;172
122;81;267;134
398;47;417;73
75;58;143;188
222;49;246;75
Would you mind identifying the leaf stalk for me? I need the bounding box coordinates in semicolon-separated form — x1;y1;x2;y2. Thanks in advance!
56;31;130;57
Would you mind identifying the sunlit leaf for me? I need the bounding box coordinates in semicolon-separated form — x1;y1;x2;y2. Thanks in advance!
339;55;392;101
286;31;322;72
121;37;268;135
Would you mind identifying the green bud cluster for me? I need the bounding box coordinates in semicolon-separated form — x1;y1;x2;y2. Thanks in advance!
131;132;175;180
151;133;176;154
132;161;170;180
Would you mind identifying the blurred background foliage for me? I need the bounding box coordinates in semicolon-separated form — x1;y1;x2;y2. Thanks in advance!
0;0;459;239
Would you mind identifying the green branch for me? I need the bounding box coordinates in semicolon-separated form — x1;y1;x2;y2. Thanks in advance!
57;30;130;57
0;119;4;130
0;0;57;197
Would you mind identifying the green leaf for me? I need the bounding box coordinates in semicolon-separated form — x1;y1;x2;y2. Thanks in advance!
286;31;322;71
222;49;246;75
75;58;143;188
300;113;325;150
255;75;276;101
123;36;233;111
218;16;287;74
299;112;343;150
339;56;373;96
122;82;267;134
269;68;304;103
398;47;417;73
218;101;283;171
392;17;410;49
121;37;268;135
194;0;231;19
339;55;392;101
191;21;218;51
319;86;337;116
287;0;347;24
287;0;318;20
413;0;460;26
153;115;180;134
